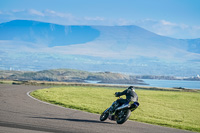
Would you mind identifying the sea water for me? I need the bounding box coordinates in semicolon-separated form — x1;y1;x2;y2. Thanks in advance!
85;79;200;89
140;79;200;89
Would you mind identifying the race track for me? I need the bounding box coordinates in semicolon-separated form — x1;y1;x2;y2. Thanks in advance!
0;84;194;133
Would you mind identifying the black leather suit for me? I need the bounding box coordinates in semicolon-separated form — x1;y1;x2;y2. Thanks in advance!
115;89;138;105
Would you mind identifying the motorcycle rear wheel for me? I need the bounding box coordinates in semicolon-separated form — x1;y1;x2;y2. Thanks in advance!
116;109;131;124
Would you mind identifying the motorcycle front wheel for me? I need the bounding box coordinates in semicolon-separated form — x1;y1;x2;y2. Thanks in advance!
100;109;109;121
116;109;131;124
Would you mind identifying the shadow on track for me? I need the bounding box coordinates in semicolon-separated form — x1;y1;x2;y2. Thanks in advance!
31;117;114;124
0;121;65;133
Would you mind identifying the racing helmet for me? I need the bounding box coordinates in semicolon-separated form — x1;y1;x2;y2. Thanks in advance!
128;86;135;92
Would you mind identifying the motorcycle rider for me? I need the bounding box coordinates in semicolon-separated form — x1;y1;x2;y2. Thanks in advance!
111;86;138;112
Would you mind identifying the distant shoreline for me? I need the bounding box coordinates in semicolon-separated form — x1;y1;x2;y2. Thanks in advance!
0;79;199;92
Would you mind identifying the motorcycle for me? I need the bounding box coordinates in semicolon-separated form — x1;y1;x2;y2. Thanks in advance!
100;96;139;124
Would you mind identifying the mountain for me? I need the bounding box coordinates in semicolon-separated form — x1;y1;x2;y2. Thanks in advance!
185;38;200;54
0;20;200;76
0;20;100;47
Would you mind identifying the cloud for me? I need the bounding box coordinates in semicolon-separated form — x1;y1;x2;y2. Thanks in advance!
160;20;176;26
115;18;132;26
133;19;200;39
44;9;74;19
0;9;77;24
28;9;44;16
84;16;105;21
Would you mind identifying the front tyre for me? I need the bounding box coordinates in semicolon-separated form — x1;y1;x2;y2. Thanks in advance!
116;109;131;124
100;109;109;121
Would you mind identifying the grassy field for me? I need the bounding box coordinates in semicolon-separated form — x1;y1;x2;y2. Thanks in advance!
31;86;200;132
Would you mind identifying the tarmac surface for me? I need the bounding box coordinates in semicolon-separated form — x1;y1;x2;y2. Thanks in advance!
0;84;194;133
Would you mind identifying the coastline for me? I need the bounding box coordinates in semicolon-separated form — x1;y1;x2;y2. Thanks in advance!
0;79;199;92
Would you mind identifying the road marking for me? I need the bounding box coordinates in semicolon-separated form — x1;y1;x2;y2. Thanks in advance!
27;91;67;109
26;90;99;116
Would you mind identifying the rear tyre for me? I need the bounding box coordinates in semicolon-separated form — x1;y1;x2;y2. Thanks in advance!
100;109;109;121
116;109;131;124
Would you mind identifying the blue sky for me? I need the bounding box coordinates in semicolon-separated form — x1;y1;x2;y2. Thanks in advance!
0;0;200;39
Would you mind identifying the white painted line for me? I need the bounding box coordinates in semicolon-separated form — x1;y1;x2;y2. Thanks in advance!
27;91;67;109
26;90;99;116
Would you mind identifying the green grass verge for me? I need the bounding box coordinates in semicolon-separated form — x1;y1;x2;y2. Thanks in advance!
31;86;200;132
0;80;17;84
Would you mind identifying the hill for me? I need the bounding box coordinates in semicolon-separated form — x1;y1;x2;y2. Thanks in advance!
0;69;146;85
0;20;200;76
0;20;100;47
